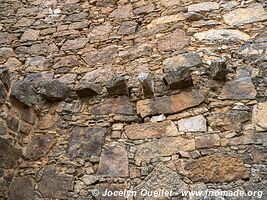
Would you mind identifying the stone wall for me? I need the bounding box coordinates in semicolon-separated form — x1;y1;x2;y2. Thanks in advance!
0;0;267;199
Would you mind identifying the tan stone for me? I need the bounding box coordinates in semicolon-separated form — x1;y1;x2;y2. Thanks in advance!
147;13;185;29
20;29;39;42
135;136;195;162
136;90;205;118
188;2;219;12
252;102;267;131
185;154;249;183
38;113;60;129
124;120;178;139
195;134;220;149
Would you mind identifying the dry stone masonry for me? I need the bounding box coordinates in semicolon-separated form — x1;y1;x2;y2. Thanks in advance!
0;0;267;200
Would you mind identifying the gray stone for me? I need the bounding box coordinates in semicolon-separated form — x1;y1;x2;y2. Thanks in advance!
178;115;207;132
75;82;101;97
0;137;22;168
9;176;34;200
14;17;35;27
209;59;227;80
164;67;193;89
0;82;7;104
223;4;267;26
219;76;257;100
39;166;74;199
67;127;108;158
109;5;132;18
0;32;16;44
80;67;113;85
252;103;267;132
35;79;70;101
97;144;128;177
20;29;39;42
6;115;19;132
0;68;11;91
80;175;98;186
0;121;7;135
150;114;166;122
163;53;202;71
24;134;55;160
194;29;250;42
188;2;219;12
133;4;155;15
106;75;128;96
53;55;80;69
118;21;138;35
138;73;154;98
61;38;88;50
238;41;267;61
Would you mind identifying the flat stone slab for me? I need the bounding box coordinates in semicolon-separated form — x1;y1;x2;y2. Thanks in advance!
252;103;267;132
223;4;267;26
125;120;178;139
178;115;207;132
147;13;185;29
188;2;219;12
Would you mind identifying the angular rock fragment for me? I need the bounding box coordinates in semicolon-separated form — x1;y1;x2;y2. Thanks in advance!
0;121;7;135
0;82;7;104
164;67;193;89
6;115;19;132
106;75;128;96
75;82;101;97
147;13;185;29
163;53;202;71
223;4;267;26
219;76;256;100
39;166;74;199
9;176;34;200
0;68;11;91
252;102;267;132
133;3;155;15
209;59;227;80
137;90;205;118
53;55;80;69
138;73;154;98
195;134;220;149
20;29;39;42
97;144;128;177
109;5;132;18
178;115;207;132
35;79;70;101
61;38;88;50
188;2;219;12
125;120;178;139
185;154;249;183
118;21;138;35
80;67;113;85
238;41;267;61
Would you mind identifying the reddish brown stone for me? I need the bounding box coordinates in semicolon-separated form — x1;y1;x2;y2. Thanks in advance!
195;134;220;149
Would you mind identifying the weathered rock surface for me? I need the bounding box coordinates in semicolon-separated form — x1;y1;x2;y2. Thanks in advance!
164;67;193;89
67;127;108;158
219;76;257;100
188;2;219;13
252;103;267;132
185;154;249;183
135;136;195;162
97;144;128;177
106;75;128;96
0;121;7;135
209;59;227;80
61;38;88;50
24;134;55;160
0;137;21;168
194;29;250;41
109;5;132;18
138;73;154;98
223;4;267;26
75;82;101;97
39;166;74;199
178;115;207;132
0;82;7;104
20;29;39;42
0;68;11;91
125;120;178;139
80;67;113;85
9;176;34;200
137;90;205;118
147;13;185;28
118;21;138;35
195;134;220;149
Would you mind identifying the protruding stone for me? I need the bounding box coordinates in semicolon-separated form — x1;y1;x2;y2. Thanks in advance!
194;29;250;42
109;5;132;18
80;175;98;186
14;17;35;27
164;67;193;89
135;136;195;162
35;79;70;101
97;144;128;177
209;59;227;81
125;120;178;140
6;115;19;132
219;76;256;100
20;29;39;42
185;154;249;183
0;67;11;91
9;176;34;200
138;72;154;98
61;38;88;50
147;13;185;29
118;21;138;35
137;90;205;118
39;166;74;199
67;127;108;158
75;82;101;97
178;115;207;132
0;137;22;168
195;134;220;149
188;2;219;12
106;75;128;96
252;103;267;132
80;67;113;84
223;4;267;26
163;53;202;71
24;134;55;160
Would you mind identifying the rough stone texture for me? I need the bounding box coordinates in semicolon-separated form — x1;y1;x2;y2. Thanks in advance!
135;136;195;162
0;82;7;104
138;73;154;98
195;134;220;149
147;13;185;29
24;134;55;160
178;115;207;132
109;5;132;19
137;90;205;117
188;2;219;13
106;75;128;96
209;59;227;80
61;38;88;50
125;120;178;139
0;137;21;168
220;77;257;100
67;127;108;158
20;29;39;42
185;154;250;183
223;4;267;26
252;103;267;132
194;29;250;42
39;166;74;199
75;82;101;97
0;121;7;135
97;144;128;177
164;67;193;89
9;176;34;200
118;21;138;35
